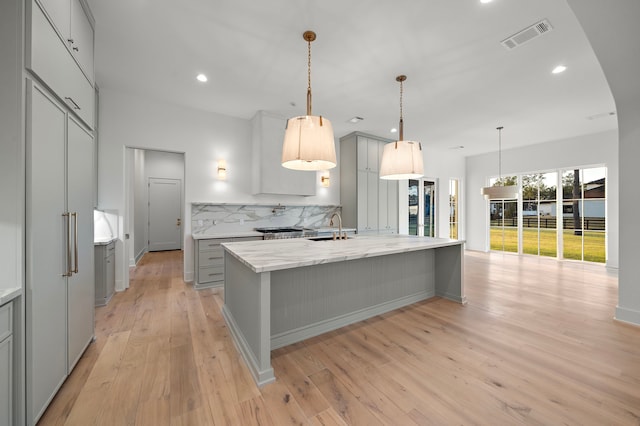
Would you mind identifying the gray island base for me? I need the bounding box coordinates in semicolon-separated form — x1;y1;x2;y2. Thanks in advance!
221;235;465;386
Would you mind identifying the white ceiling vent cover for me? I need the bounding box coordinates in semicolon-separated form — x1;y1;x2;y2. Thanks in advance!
501;19;553;50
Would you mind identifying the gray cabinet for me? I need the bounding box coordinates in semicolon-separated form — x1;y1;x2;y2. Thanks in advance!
27;0;95;129
0;302;12;426
95;241;115;306
35;0;95;84
26;80;95;425
340;132;399;234
195;236;263;289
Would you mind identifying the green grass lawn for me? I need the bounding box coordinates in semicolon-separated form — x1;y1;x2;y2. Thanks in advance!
491;227;605;263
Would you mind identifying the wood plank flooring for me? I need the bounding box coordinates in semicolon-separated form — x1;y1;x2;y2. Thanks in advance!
37;250;640;425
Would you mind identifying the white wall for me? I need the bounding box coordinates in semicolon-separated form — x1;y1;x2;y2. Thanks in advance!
465;129;619;268
567;0;640;325
132;149;146;264
98;88;340;289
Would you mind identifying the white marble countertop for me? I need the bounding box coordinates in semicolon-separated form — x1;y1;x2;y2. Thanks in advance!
222;235;464;273
94;237;117;246
192;231;264;240
0;287;22;305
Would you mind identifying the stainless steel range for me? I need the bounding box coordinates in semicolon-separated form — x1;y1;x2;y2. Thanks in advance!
255;227;318;240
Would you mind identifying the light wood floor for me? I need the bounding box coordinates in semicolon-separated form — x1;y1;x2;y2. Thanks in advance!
38;250;640;425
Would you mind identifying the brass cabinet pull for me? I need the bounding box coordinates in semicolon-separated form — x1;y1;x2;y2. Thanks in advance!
72;212;79;273
63;213;72;277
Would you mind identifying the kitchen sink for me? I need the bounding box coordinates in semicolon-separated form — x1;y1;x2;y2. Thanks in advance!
307;235;353;241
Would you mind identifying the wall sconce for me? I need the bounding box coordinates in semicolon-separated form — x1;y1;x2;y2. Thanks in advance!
217;159;227;180
321;172;330;187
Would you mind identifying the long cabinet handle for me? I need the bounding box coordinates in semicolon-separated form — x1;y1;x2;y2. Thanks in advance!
63;213;72;277
72;212;79;273
64;97;81;110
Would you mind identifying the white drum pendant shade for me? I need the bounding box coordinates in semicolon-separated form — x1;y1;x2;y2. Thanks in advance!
379;140;424;180
282;115;337;170
481;185;518;199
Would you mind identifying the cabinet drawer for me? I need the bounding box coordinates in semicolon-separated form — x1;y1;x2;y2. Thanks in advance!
0;303;11;342
199;266;224;283
198;250;224;267
199;238;232;250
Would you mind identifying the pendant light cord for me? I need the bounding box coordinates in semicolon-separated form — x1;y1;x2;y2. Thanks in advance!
397;75;406;141
306;35;312;116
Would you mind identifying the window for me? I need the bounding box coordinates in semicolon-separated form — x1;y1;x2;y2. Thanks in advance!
488;176;518;252
561;167;606;262
522;172;557;257
486;167;606;263
449;179;459;239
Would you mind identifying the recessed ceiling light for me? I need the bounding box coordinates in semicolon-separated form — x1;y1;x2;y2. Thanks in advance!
348;116;364;123
552;65;567;74
480;0;493;3
390;128;398;133
196;73;208;82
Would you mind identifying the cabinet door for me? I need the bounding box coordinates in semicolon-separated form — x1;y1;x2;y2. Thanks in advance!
356;137;369;171
379;180;389;231
38;0;71;39
67;117;95;370
0;336;11;426
69;0;94;83
387;180;399;232
29;0;95;129
367;171;379;231
356;170;369;232
106;253;115;299
26;81;68;423
367;139;379;173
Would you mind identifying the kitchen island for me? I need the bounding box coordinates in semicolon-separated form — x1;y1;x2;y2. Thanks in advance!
222;235;465;385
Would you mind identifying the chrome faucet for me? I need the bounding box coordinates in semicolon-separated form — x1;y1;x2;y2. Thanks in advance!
329;212;345;240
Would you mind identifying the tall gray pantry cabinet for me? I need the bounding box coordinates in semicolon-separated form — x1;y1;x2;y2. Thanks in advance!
24;0;97;422
26;82;95;424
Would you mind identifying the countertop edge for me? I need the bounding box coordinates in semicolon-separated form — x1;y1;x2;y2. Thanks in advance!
192;231;265;240
222;236;465;273
0;287;22;305
94;237;117;246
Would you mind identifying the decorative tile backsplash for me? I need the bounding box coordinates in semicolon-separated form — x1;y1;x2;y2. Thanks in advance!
191;203;341;235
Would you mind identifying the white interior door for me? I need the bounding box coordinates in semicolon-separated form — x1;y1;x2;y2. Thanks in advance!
148;178;181;251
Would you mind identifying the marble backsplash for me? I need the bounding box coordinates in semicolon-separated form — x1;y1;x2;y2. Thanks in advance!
191;203;342;235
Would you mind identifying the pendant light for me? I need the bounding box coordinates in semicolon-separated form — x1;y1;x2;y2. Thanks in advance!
282;31;337;171
480;126;519;199
380;75;424;180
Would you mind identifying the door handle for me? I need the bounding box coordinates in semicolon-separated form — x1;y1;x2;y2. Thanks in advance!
177;218;182;227
72;212;79;273
63;213;72;277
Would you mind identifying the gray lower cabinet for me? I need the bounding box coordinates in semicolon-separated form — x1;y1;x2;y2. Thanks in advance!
0;301;13;426
195;236;263;289
95;241;115;306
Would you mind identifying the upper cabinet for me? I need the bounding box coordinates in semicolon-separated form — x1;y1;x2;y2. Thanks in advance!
37;0;95;84
340;132;399;234
27;0;95;129
69;0;94;83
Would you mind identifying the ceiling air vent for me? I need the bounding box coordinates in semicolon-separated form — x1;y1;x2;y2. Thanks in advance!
501;19;553;50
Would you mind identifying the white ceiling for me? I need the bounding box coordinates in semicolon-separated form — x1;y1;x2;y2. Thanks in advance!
87;0;617;156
